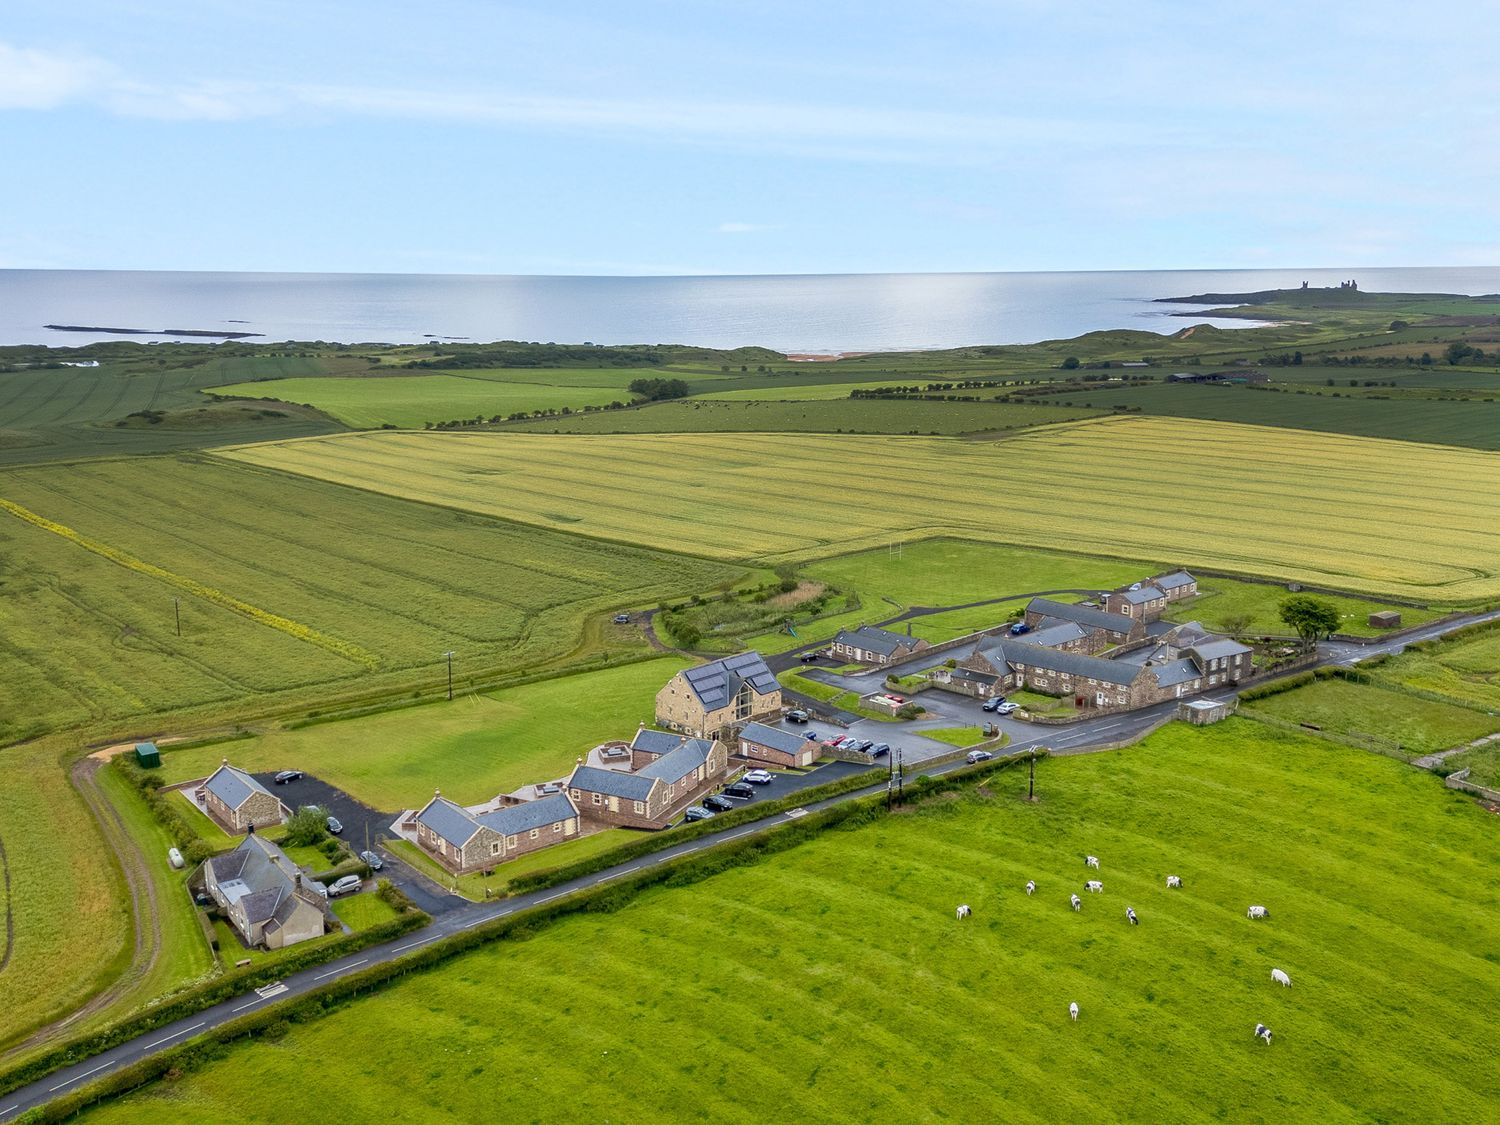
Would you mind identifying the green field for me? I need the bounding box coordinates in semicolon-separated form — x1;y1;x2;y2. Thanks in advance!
498;396;1102;434
1372;623;1500;712
78;721;1500;1123
0;456;731;744
219;418;1500;601
1170;576;1440;638
153;657;693;811
1243;677;1500;756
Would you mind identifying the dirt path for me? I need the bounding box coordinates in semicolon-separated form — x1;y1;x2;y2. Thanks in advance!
3;759;164;1059
0;835;13;975
1411;731;1500;771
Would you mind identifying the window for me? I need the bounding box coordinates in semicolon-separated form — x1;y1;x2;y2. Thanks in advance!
570;789;581;800
591;793;602;805
553;821;563;832
529;828;539;840
490;841;502;856
507;835;518;848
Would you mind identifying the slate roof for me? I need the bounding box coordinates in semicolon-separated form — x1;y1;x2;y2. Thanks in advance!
1154;570;1196;592
739;721;808;755
1004;640;1146;687
1152;657;1205;688
478;793;578;837
949;667;1000;685
680;652;778;710
639;738;715;784
1026;597;1132;633
569;764;658;801
415;796;484;849
206;834;327;925
1187;638;1253;662
1117;584;1166;605
203;763;274;811
630;728;684;757
1027;621;1088;649
833;625;913;658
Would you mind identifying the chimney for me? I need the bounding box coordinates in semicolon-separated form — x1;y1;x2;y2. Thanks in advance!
221;757;229;767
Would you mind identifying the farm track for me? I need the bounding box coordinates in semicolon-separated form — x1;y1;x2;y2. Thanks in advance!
0;835;12;975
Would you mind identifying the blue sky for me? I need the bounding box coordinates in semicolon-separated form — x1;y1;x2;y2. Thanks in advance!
2;1;1496;274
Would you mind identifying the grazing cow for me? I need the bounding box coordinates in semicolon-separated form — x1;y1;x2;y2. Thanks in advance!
1254;1023;1273;1045
1086;880;1103;893
1070;894;1082;912
1271;969;1291;988
1069;1002;1079;1021
1166;875;1182;888
1247;905;1269;920
956;904;971;920
1126;907;1138;925
1025;880;1036;896
1085;855;1100;869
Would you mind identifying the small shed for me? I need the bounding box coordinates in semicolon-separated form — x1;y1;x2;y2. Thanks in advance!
134;741;161;768
1178;699;1230;726
1369;610;1402;629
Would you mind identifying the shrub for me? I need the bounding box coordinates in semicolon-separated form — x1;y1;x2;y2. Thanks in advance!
283;807;329;848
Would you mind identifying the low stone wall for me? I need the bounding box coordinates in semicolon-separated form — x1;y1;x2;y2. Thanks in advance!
1445;767;1500;803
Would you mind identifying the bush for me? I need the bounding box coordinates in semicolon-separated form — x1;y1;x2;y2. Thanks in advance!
375;879;418;914
283;807;330;848
1238;671;1315;702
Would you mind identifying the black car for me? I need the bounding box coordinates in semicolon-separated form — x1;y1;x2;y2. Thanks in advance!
703;794;735;812
798;651;820;662
981;696;1008;712
274;769;303;784
683;806;714;822
786;709;809;723
867;743;890;757
360;850;383;871
723;782;755;800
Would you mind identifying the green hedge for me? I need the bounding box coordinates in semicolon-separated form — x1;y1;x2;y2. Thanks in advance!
22;754;1041;1119
310;858;372;886
0;909;429;1101
112;758;217;865
1238;671;1316;702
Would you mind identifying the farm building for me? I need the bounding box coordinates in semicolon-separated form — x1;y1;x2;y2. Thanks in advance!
1369;610;1402;628
413;791;582;874
198;762;288;834
202;834;330;950
656;651;781;738
1102;583;1168;622
1151;570;1199;601
568;736;728;830
830;624;930;667
1023;597;1143;652
1179;698;1232;724
737;721;819;769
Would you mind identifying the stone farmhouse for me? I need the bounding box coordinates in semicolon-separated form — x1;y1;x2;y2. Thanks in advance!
736;720;820;769
656;651;781;738
1023;597;1142;652
198;762;288;834
567;730;729;830
830;624;930;667
1101;570;1198;622
202;834;330;950
413;791;582;875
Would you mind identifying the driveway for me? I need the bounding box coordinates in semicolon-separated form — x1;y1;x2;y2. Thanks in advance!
252;772;464;918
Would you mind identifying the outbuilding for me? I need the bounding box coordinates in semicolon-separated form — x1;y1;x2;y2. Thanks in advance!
1369;610;1402;629
134;741;161;769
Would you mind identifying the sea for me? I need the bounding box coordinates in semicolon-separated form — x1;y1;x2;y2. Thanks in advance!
2;266;1498;353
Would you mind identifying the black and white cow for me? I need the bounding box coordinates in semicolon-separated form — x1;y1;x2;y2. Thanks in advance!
1126;907;1138;925
1254;1023;1273;1045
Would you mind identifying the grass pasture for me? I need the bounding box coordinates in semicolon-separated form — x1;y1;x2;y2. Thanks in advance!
219;418;1500;601
1170;576;1440;638
1243;677;1500;756
1374;623;1500;713
77;722;1500;1124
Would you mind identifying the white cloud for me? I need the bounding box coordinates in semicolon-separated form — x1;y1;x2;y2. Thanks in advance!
0;41;110;109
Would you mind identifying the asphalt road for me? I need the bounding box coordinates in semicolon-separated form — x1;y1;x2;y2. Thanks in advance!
5;607;1495;1120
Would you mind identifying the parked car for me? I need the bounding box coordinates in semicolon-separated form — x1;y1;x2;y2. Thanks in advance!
824;735;849;747
786;709;809;723
360;850;383;871
867;743;890;757
273;769;303;784
167;847;184;869
995;701;1020;715
723;782;755;800
845;738;873;752
703;794;735;812
683;806;714;822
613;613;631;624
803;731;821;741
326;816;343;835
1009;622;1031;636
744;769;774;784
326;874;362;897
966;750;994;764
981;697;1002;712
798;651;820;663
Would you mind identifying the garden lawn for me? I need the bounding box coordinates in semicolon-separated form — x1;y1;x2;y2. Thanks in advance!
921;727;985;747
78;721;1500;1124
153;658;694;810
1243;677;1500;756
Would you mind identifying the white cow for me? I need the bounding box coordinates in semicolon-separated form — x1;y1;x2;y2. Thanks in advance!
1247;905;1269;920
956;904;971;920
1126;907;1138;925
1070;894;1082;911
1254;1023;1273;1045
1025;880;1036;896
1166;875;1182;888
1086;880;1104;893
1271;969;1292;988
1085;855;1100;869
1069;1002;1079;1021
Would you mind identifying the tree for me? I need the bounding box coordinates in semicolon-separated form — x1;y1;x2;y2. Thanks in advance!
1279;595;1340;648
283;807;329;848
1221;612;1253;636
1061;356;1080;370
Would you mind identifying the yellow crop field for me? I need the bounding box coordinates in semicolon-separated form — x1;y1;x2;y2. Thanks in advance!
217;417;1500;602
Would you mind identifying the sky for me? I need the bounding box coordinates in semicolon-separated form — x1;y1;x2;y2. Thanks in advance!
2;1;1497;275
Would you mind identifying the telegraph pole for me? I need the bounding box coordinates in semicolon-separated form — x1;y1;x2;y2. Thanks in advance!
174;597;181;637
444;650;455;700
1028;747;1037;802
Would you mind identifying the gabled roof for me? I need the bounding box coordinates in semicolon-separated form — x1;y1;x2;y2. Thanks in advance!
639;738;715;784
203;763;274;811
1152;657;1204;688
1187;638;1253;662
1004;640;1146;687
477;793;578;836
569;763;658;801
630;728;683;757
1116;584;1166;605
1027;621;1088;649
1154;570;1196;592
833;625;913;658
949;668;1000;685
679;652;778;711
1026;597;1132;633
738;721;808;755
206;834;327;924
415;795;485;849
